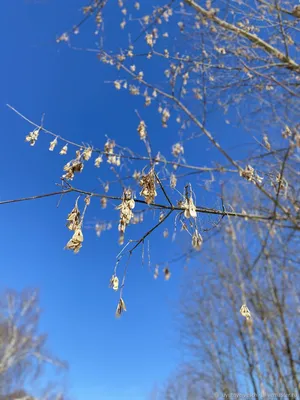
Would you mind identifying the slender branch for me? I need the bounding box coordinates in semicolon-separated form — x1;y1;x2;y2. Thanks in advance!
7;104;236;175
0;185;297;227
129;209;174;254
0;190;72;206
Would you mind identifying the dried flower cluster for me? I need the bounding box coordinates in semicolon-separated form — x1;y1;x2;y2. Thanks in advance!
139;169;157;204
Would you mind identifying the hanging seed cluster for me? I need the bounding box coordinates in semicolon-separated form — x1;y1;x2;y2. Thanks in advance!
240;165;263;184
192;230;203;251
117;189;135;245
172;142;184;157
64;197;90;254
139;169;157;204
25;128;40;146
104;139;120;166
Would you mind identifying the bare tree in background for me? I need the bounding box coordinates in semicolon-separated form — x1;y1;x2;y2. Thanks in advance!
2;0;299;317
0;289;68;400
159;178;300;399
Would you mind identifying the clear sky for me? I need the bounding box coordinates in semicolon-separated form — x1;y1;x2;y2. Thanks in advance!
0;1;249;399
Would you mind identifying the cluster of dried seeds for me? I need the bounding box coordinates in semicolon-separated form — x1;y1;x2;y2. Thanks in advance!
117;189;135;245
65;228;84;254
82;147;93;161
66;202;81;231
65;197;90;254
239;165;263;184
161;108;170;127
25;128;40;146
137;120;147;140
180;196;197;219
170;173;177;189
192;230;203;251
139;169;157;204
172;142;184;157
63;159;84;181
104;139;120;166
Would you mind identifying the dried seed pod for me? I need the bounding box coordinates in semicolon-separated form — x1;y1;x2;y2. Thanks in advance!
62;160;84;181
240;304;252;320
137;120;147;140
65;228;84;254
172;142;184;157
117;189;135;243
49;137;58;151
109;275;119;291
239;165;263;184
84;196;91;206
94;155;103;167
66;203;81;231
182;197;197;219
25;128;40;146
170;173;177;189
192;230;203;251
60;144;68;155
82;147;93;161
101;197;107;209
115;298;127;318
154;265;159;279
163;267;171;281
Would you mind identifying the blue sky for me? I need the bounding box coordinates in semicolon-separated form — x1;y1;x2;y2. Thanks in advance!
0;1;252;399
